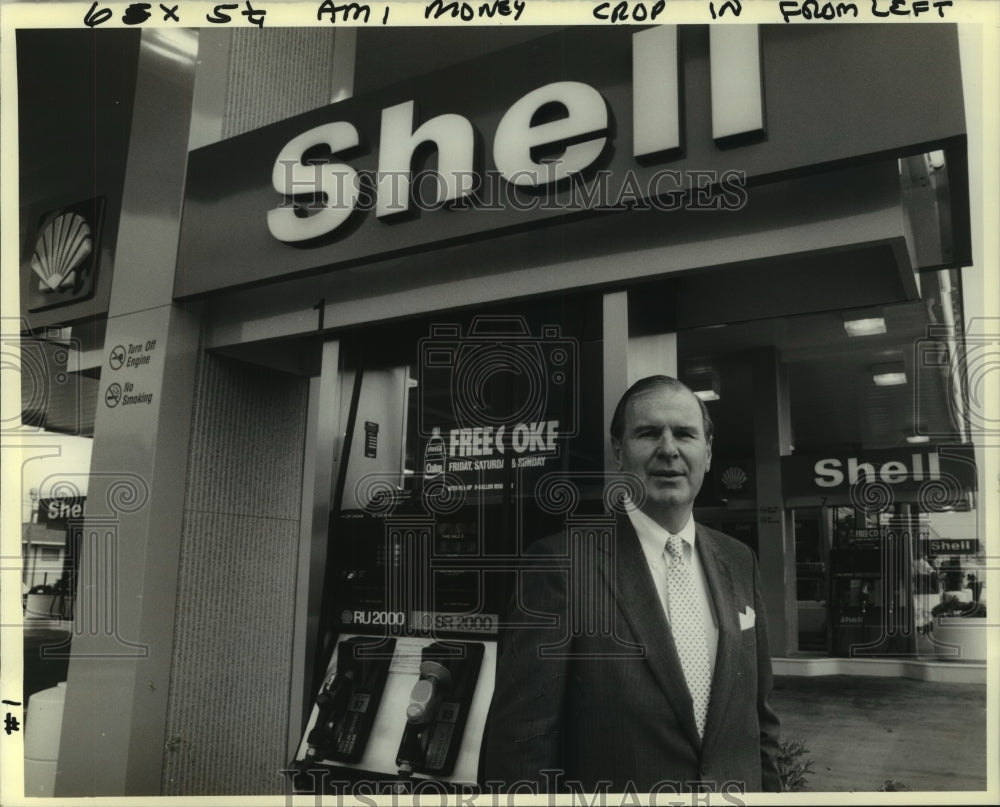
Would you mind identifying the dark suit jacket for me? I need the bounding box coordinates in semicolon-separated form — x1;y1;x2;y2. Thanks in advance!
482;515;782;793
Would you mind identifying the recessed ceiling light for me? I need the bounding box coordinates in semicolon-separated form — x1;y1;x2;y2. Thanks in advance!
873;371;907;387
872;362;907;386
906;434;930;444
843;317;887;337
686;369;721;402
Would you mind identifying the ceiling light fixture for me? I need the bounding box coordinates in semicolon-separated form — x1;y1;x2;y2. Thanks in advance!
906;434;930;444
843;316;887;337
872;362;907;387
686;369;721;402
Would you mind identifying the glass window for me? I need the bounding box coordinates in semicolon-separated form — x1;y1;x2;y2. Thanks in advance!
325;293;605;633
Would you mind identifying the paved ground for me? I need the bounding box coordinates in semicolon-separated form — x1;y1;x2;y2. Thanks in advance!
771;674;987;792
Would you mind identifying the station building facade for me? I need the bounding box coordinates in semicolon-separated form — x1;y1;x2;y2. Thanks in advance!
13;22;989;796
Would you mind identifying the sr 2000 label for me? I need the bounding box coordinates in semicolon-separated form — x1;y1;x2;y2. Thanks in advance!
412;611;499;635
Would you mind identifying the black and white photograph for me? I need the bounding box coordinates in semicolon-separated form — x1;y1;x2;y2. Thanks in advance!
1;3;997;805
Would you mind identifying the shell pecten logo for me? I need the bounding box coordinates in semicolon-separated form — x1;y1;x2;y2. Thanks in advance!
31;212;92;293
25;200;102;312
721;466;748;492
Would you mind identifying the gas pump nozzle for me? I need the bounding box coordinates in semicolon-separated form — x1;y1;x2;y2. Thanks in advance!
394;641;484;778
407;660;452;723
304;668;354;762
397;659;452;775
295;637;396;775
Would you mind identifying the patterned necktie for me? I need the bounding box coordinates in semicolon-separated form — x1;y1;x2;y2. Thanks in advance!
665;534;712;738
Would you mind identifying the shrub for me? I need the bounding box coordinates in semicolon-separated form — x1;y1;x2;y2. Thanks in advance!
932;594;986;618
776;738;814;792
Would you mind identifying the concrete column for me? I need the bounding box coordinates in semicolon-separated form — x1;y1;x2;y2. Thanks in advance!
330;28;357;103
287;340;342;759
187;28;230;150
55;29;200;796
603;292;629;471
628;333;678;385
287;27;354;760
603;293;681;470
752;347;797;656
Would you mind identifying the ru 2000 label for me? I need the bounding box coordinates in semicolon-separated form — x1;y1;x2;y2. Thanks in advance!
340;609;405;627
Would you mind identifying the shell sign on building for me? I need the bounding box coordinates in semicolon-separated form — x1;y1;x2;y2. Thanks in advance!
781;445;977;503
176;24;968;299
23;198;105;312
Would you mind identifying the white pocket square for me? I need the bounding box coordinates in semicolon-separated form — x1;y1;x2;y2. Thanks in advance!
739;606;755;630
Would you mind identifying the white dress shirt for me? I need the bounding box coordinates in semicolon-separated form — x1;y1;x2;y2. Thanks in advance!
625;503;719;679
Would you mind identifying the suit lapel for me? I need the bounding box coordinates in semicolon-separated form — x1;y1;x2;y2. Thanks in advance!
695;526;741;747
598;513;702;748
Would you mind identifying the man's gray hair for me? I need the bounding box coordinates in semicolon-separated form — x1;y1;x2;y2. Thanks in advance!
609;375;715;444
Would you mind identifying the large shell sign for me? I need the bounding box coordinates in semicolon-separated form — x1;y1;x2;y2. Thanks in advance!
25;198;103;312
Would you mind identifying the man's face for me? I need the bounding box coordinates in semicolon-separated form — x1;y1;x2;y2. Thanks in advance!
612;385;712;530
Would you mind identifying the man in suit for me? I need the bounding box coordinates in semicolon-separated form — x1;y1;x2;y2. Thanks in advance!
483;375;782;793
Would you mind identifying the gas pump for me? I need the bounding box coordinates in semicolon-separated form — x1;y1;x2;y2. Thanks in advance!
290;498;499;794
291;310;600;794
